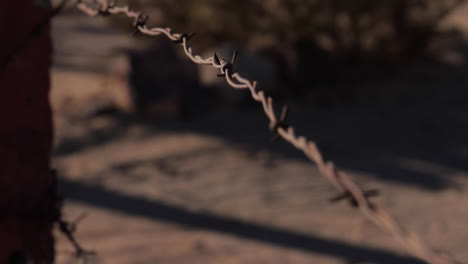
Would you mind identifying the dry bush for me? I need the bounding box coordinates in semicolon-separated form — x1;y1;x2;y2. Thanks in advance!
123;0;465;59
106;0;466;104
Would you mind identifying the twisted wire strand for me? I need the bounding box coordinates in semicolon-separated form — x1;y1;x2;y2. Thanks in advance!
73;1;459;263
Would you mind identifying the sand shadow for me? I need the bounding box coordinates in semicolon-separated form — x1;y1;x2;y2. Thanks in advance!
58;177;425;264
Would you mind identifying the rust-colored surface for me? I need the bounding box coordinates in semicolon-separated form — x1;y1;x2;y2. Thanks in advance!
0;0;54;263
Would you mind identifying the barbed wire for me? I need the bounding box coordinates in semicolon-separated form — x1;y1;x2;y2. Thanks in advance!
51;169;96;264
72;0;459;263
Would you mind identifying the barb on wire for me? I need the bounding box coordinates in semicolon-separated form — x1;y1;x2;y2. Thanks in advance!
215;49;238;78
72;1;459;263
173;32;196;44
52;169;96;263
270;105;290;141
330;189;380;207
56;203;96;262
132;14;149;35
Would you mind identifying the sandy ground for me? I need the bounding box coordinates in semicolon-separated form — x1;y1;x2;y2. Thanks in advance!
51;6;468;264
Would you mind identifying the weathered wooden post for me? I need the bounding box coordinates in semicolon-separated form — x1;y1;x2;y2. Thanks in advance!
0;0;55;263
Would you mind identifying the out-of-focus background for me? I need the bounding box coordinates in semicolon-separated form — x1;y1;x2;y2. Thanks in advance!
52;1;468;263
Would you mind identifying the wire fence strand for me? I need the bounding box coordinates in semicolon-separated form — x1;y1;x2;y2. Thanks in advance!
72;1;459;263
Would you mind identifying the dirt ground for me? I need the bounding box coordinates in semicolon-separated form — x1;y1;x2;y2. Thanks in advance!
51;6;468;264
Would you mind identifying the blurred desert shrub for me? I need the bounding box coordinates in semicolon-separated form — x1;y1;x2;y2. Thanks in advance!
111;0;466;104
119;0;465;57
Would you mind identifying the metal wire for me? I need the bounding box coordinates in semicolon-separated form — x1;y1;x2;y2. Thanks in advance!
73;1;459;263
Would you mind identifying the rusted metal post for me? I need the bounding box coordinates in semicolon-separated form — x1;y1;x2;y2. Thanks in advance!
0;0;55;263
